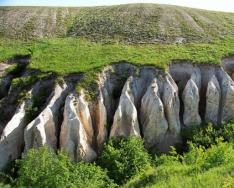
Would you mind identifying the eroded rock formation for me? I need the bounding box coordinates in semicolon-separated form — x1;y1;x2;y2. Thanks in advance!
1;61;234;169
110;77;141;138
140;78;168;150
24;83;68;152
60;92;97;162
0;99;31;169
182;72;201;127
205;75;220;126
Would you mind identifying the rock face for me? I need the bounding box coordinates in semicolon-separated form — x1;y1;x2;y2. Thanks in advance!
182;75;201;127
0;99;31;169
92;90;108;152
2;62;234;166
24;83;68;152
220;71;234;122
110;77;141;138
162;76;181;134
140;79;168;150
60;93;97;162
205;75;221;126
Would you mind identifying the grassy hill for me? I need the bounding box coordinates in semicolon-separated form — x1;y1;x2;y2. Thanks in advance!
0;4;234;43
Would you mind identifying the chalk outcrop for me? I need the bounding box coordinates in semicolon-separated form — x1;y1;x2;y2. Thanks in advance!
162;76;181;134
92;90;108;152
24;83;68;152
205;75;221;126
110;77;141;138
60;93;97;162
182;74;201;127
220;71;234;122
140;79;168;149
1;62;234;169
0;99;31;169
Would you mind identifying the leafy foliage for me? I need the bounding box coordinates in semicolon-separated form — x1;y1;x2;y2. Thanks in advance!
125;139;234;188
98;137;151;184
16;147;115;188
182;121;234;149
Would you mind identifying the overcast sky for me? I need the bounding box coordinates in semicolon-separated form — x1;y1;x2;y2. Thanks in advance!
0;0;234;12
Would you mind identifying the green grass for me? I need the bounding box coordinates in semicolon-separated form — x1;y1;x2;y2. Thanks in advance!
124;163;234;188
1;37;234;75
1;4;234;43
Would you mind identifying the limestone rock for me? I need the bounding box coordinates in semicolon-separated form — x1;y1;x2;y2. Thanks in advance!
191;69;201;90
0;98;31;170
76;91;94;145
110;77;141;138
93;90;108;152
205;75;220;126
140;78;168;149
162;76;181;134
24;83;68;152
60;93;97;162
182;77;201;126
220;71;234;122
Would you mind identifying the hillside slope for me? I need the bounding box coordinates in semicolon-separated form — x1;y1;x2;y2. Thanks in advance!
0;4;234;43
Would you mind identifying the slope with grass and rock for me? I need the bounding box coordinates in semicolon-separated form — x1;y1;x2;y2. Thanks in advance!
0;3;234;187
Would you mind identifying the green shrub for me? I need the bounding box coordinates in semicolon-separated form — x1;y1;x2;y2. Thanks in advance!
201;139;234;170
98;137;151;185
183;138;234;171
219;121;234;142
16;147;115;188
182;121;234;150
182;123;219;149
125;140;234;188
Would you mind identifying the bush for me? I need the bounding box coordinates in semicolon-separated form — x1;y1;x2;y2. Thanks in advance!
98;137;151;185
125;139;234;188
16;147;115;188
220;121;234;142
182;121;234;150
182;123;219;149
183;138;234;171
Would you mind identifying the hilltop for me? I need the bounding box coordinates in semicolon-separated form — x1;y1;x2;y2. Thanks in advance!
0;4;234;43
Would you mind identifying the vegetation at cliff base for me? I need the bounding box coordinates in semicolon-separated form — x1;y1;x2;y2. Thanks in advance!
0;121;233;188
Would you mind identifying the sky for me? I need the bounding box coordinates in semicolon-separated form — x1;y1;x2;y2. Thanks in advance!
0;0;234;12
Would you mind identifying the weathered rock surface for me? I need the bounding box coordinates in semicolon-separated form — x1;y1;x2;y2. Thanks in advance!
24;83;68;152
92;90;108;152
140;79;168;150
182;75;201;126
110;77;141;138
205;75;221;126
76;91;94;145
0;98;31;170
220;71;234;122
162;76;181;134
2;62;234;164
60;93;97;162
